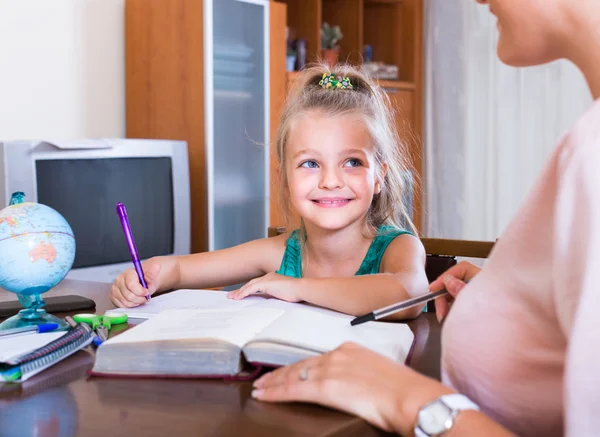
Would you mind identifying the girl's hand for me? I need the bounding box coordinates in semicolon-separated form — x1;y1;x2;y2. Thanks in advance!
429;261;481;322
110;259;162;308
251;342;452;435
227;272;302;303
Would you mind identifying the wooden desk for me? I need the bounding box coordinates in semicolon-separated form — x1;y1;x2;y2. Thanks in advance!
0;280;441;437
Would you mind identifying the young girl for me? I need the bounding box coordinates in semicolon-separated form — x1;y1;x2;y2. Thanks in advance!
110;64;428;319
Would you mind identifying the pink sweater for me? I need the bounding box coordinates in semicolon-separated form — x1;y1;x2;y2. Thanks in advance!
442;98;600;437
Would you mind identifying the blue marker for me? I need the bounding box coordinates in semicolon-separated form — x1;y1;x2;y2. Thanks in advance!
0;323;59;338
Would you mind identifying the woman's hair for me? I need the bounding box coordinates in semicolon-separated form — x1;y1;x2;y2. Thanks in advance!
274;62;418;237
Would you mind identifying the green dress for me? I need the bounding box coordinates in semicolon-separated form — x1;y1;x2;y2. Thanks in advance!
276;226;413;277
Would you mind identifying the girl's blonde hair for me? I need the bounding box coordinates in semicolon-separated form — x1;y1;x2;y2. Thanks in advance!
275;63;418;237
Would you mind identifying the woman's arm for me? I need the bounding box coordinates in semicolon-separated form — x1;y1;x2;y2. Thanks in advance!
252;343;515;437
229;234;428;319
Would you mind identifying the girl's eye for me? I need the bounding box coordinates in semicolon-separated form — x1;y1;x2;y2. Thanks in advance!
344;158;363;167
300;160;319;169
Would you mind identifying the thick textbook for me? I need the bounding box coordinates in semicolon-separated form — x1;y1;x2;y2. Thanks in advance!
91;305;415;378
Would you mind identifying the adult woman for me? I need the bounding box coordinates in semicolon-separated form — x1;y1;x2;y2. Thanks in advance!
250;1;600;436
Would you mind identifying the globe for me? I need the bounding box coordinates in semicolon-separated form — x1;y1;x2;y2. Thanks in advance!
0;193;75;330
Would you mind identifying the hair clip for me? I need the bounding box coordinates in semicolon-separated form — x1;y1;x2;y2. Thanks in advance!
318;73;354;90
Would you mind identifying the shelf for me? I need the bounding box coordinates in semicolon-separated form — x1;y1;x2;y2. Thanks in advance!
365;0;404;5
377;79;415;91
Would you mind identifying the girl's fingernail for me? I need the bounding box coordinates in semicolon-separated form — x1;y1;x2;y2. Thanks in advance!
437;313;444;323
251;389;263;398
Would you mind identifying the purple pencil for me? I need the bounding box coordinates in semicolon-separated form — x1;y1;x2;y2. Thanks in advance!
116;202;150;301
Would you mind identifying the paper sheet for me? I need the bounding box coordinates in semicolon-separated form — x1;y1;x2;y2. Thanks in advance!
251;309;414;362
104;307;285;348
106;289;267;319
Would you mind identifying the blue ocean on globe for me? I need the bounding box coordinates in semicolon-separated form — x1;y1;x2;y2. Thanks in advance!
0;202;76;296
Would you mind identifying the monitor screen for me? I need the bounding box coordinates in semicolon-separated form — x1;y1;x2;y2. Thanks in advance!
36;158;174;268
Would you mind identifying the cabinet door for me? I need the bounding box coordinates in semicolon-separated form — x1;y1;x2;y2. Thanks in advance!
269;1;287;227
205;0;269;251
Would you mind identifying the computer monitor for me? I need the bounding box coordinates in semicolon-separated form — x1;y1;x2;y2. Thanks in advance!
0;139;191;283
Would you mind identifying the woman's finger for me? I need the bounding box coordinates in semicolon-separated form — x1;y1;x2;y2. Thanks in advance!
442;275;467;297
429;261;480;292
434;296;449;323
253;360;328;402
252;373;326;403
254;356;323;389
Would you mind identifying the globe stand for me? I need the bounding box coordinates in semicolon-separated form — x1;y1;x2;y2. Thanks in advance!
0;291;70;331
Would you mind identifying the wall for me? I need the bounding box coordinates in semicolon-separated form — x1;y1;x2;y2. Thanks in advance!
424;0;592;240
0;0;125;141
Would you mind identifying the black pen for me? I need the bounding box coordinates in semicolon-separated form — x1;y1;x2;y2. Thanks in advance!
350;289;448;326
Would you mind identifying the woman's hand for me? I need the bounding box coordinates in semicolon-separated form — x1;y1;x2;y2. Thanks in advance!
227;272;302;302
429;261;481;322
252;342;453;434
110;259;162;308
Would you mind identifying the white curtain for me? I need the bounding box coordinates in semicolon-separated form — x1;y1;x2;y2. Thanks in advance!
423;0;592;240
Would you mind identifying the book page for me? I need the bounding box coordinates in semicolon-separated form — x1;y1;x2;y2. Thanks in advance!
106;289;267;319
249;309;414;362
253;297;354;319
103;307;286;348
0;332;66;363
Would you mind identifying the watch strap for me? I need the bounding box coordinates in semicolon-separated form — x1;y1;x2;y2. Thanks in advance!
439;394;480;412
414;394;479;437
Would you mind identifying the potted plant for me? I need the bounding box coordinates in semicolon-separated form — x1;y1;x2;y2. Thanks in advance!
321;22;343;67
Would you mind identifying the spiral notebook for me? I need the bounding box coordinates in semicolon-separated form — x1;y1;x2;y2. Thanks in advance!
0;323;95;383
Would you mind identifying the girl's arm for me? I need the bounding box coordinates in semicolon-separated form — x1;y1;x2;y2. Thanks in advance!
168;233;287;290
299;235;428;319
229;235;428;320
110;234;288;307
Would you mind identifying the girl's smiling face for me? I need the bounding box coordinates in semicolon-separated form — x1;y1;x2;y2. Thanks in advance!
285;110;384;232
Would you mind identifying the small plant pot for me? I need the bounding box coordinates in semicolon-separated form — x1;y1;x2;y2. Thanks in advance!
321;49;339;67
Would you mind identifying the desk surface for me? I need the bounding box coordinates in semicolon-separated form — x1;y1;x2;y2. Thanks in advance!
0;280;441;437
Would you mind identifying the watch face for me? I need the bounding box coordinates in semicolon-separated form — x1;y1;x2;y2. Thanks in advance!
418;401;452;435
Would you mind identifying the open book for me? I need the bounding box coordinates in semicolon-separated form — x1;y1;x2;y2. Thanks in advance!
92;305;415;378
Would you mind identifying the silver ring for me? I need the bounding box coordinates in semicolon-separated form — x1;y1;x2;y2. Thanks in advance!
299;367;309;381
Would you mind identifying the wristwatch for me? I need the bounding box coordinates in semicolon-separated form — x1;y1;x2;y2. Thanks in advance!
414;394;479;437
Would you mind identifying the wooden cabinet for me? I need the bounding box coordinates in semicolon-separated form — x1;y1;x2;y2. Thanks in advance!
127;0;288;253
274;0;423;231
125;0;206;252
